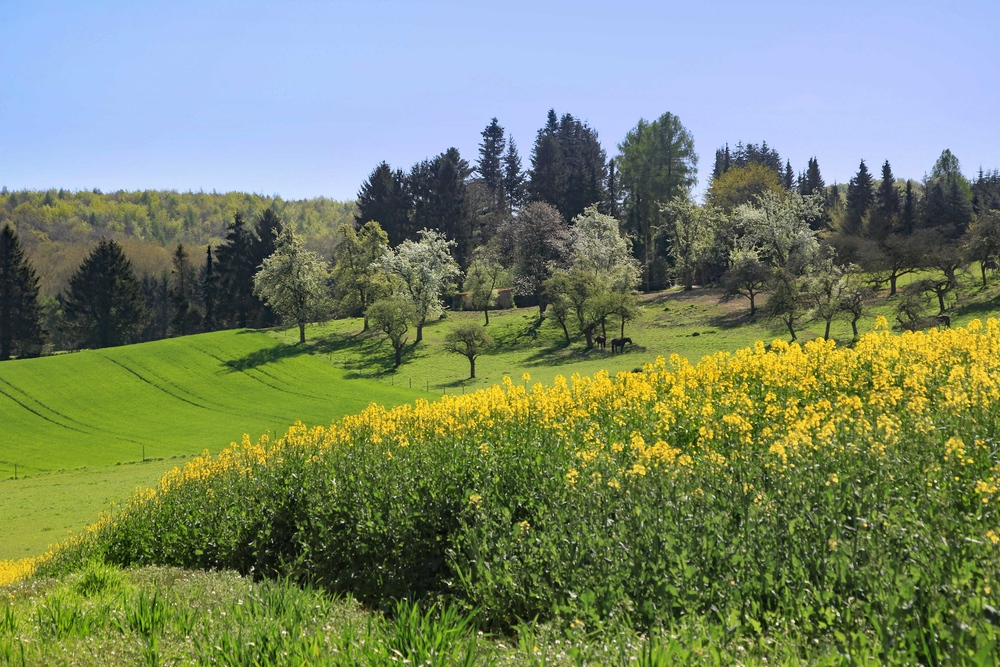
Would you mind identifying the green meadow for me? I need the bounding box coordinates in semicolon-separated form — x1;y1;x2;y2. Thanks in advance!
3;280;1000;560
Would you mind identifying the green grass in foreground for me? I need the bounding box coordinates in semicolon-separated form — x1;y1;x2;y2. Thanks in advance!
0;564;856;666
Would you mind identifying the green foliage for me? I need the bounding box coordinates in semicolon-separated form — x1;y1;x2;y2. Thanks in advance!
63;238;146;348
253;227;331;344
617;112;697;290
331;220;390;326
445;322;493;379
706;162;782;214
367;296;417;368
528;109;608;225
379;228;462;343
0;224;44;360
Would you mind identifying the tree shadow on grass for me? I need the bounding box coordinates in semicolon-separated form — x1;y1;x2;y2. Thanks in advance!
224;330;371;372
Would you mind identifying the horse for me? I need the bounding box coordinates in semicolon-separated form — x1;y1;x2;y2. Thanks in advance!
934;314;951;328
594;334;607;349
611;337;632;353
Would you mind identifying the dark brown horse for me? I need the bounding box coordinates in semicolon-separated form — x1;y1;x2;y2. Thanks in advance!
595;334;607;349
611;337;632;353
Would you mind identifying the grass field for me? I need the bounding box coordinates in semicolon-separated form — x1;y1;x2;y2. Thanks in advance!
3;278;1000;560
0;329;424;559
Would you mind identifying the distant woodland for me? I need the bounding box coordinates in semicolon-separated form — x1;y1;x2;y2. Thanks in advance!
2;108;1000;360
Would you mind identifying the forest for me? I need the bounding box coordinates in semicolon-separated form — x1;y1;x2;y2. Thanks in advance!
2;108;1000;360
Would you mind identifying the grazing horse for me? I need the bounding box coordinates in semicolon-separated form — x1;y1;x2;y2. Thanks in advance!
934;314;951;328
611;337;632;353
594;334;607;349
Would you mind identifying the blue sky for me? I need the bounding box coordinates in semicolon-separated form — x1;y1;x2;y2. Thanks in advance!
2;0;998;201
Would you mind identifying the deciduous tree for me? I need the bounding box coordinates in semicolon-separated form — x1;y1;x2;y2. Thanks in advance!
445;321;492;379
378;229;461;343
253;228;330;344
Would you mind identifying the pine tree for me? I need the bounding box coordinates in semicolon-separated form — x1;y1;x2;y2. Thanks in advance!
802;157;825;195
0;224;44;360
869;160;900;239
477;118;507;212
252;207;283;326
528;110;563;211
901;180;917;234
604;157;621;219
503;137;526;210
784;160;794;190
410;148;474;266
64;238;145;349
201;245;217;332
215;212;257;328
169;243;200;336
356;162;413;247
844;160;874;235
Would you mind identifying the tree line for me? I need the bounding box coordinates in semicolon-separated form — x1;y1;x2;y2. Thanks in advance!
3;108;1000;363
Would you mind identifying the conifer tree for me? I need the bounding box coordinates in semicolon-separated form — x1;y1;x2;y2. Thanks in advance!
215;212;258;328
64;238;145;349
477;118;507;212
799;157;825;196
869;160;900;238
844;160;874;235
784;160;795;190
356;162;413;247
0;224;44;360
901;180;917;234
169;243;200;336
410;148;474;267
201;245;217;331
502;137;526;210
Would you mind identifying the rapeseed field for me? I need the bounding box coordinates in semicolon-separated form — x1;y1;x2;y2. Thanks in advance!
8;318;1000;661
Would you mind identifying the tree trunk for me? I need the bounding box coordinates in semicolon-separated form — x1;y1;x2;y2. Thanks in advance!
415;321;424;343
786;317;796;341
889;274;897;296
584;329;594;350
937;291;946;315
483;308;489;326
982;263;988;288
299;322;306;344
560;320;570;345
620;316;626;339
363;314;369;331
824;318;831;340
684;269;693;291
749;293;756;317
394;345;403;368
851;317;859;339
469;356;476;379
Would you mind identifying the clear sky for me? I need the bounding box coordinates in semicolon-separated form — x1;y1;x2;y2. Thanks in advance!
2;0;998;201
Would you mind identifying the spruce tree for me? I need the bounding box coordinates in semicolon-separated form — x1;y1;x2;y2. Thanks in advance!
503;137;526;210
215;212;257;328
0;224;44;360
802;157;825;195
201;245;217;331
64;238;145;349
410;148;474;266
528;110;563;210
784;160;795;190
252;207;283;326
844;160;874;235
901;180;917;234
869;160;900;239
169;243;200;336
356;162;413;247
477;118;507;212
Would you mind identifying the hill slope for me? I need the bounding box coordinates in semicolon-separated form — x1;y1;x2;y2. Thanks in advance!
0;330;424;558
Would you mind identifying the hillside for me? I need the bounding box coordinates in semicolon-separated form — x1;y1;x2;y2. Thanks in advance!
0;329;423;558
4;276;1000;560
